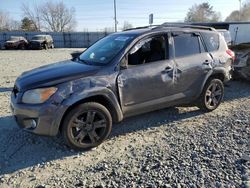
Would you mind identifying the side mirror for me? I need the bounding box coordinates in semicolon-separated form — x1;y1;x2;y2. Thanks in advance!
71;52;81;61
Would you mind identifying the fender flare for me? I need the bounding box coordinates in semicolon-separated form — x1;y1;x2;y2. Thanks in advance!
197;68;226;97
50;87;123;136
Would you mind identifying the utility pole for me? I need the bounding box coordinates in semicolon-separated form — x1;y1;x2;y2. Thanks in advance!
114;0;117;32
239;0;242;21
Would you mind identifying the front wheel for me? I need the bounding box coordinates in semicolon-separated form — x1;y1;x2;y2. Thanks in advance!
62;102;112;150
197;78;224;112
44;43;48;50
19;44;26;50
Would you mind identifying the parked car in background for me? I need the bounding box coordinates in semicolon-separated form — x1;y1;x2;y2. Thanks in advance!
4;36;28;50
217;29;232;47
11;24;234;150
231;43;250;81
29;35;54;50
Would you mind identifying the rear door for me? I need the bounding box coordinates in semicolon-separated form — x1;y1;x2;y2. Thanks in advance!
171;32;213;98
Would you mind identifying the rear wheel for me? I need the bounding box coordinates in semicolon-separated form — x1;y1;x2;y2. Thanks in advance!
62;102;112;150
19;44;26;50
197;78;224;112
44;43;48;50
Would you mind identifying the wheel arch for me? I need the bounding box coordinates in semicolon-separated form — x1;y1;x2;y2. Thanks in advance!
197;69;226;98
58;93;123;133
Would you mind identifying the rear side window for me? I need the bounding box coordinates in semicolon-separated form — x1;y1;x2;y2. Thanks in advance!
201;32;220;52
173;33;200;58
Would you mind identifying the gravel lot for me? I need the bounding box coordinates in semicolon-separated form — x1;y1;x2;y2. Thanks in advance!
0;49;249;188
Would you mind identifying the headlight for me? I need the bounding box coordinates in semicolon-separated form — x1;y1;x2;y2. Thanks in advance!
22;87;57;104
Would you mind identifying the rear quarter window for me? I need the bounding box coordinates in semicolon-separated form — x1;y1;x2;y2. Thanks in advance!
201;32;220;52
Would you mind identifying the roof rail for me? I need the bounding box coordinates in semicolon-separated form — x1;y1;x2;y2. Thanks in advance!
123;25;160;31
159;23;216;31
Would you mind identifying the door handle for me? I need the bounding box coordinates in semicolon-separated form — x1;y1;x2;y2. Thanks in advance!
162;66;173;73
203;60;211;65
202;60;212;70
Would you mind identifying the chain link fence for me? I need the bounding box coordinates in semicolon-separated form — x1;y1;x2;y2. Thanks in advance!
0;31;111;48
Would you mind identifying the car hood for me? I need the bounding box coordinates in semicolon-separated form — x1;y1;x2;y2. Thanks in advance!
5;41;16;44
30;40;44;43
16;60;101;91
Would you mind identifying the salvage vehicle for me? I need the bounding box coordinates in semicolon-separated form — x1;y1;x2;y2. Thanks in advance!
231;43;250;81
217;29;232;47
11;24;234;150
4;36;28;50
29;34;54;50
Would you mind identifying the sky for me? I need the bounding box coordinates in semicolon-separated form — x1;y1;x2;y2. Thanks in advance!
0;0;244;31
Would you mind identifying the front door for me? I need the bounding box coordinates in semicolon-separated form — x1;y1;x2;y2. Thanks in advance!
117;35;178;115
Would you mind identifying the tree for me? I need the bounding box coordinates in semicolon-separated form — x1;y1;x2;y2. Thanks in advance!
0;10;20;31
40;1;76;32
225;11;240;21
226;3;250;21
0;11;10;31
121;21;133;31
21;1;76;32
185;2;221;22
21;17;37;31
22;3;41;31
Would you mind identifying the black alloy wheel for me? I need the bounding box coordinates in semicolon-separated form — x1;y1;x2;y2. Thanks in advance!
62;102;112;150
198;79;224;111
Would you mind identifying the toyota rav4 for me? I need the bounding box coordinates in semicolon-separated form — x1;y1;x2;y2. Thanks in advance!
10;24;234;150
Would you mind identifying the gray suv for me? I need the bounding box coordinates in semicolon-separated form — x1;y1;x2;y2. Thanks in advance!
29;34;54;50
11;25;234;150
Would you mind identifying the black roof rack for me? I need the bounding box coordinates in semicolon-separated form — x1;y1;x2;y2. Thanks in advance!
159;23;216;31
123;25;161;31
123;23;216;32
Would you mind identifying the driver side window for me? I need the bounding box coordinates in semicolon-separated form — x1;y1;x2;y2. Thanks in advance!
127;36;167;66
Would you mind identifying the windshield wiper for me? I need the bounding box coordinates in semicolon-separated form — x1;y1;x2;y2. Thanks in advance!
77;58;92;65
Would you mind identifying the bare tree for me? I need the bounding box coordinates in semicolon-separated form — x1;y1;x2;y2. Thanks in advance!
185;2;221;22
40;1;76;32
226;3;250;21
0;11;10;31
225;11;240;21
21;1;76;32
0;10;20;31
121;21;133;31
103;27;114;33
22;3;41;31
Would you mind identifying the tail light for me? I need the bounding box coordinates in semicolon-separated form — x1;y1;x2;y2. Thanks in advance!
226;49;235;62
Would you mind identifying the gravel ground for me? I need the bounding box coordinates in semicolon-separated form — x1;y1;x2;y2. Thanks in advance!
0;49;249;188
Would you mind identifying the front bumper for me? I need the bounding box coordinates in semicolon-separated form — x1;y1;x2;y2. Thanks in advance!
10;92;64;136
29;43;43;50
4;44;17;49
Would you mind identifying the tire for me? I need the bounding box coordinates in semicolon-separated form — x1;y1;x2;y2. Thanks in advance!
19;44;25;50
44;43;48;50
62;102;112;150
197;78;224;112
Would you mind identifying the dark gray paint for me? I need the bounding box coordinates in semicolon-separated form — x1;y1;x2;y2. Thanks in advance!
10;27;233;137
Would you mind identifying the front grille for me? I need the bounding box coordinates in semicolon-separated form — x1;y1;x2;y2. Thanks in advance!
30;42;41;48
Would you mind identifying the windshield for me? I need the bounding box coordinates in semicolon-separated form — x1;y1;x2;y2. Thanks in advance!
9;37;20;41
32;36;44;40
79;34;134;65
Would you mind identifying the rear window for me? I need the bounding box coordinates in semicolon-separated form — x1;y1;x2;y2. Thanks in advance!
201;32;220;52
173;33;200;57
